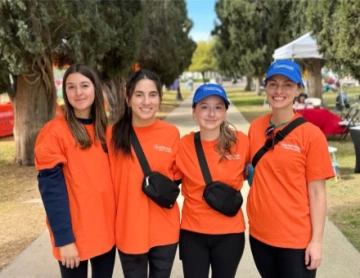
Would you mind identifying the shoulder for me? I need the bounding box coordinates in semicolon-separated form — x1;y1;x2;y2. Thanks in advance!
38;116;68;138
235;130;248;141
156;119;179;135
250;114;271;128
179;132;195;145
299;121;326;140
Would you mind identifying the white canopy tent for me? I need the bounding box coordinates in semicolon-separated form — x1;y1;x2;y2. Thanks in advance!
272;32;324;99
273;32;323;60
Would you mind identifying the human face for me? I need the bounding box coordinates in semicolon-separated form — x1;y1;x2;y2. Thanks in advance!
193;95;227;132
128;79;160;126
65;73;95;119
265;74;301;110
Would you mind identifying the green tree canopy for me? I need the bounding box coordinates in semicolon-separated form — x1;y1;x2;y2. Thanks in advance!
188;40;216;83
213;0;307;92
138;0;196;86
0;0;143;165
306;0;360;80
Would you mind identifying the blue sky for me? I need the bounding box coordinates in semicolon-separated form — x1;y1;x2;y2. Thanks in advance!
186;0;217;42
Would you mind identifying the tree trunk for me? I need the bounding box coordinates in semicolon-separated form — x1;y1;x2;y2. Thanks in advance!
304;59;323;99
244;76;252;91
103;76;125;121
256;77;263;95
13;53;56;165
201;72;206;84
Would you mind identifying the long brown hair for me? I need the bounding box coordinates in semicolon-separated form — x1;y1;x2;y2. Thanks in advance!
62;64;108;152
216;120;238;160
111;69;162;157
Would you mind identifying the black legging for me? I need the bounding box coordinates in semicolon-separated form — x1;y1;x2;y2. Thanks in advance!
250;236;317;278
179;229;245;278
118;243;178;278
58;246;116;278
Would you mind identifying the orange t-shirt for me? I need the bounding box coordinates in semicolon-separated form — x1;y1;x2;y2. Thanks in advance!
108;119;181;254
34;116;116;260
247;113;334;248
176;131;249;234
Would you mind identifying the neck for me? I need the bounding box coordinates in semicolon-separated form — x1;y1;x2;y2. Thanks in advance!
74;110;90;119
271;109;294;126
132;117;156;127
199;128;220;141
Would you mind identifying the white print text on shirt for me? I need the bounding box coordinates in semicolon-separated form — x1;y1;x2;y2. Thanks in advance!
279;142;301;153
225;153;241;160
154;145;172;153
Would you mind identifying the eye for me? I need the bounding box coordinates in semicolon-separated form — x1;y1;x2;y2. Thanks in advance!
82;84;89;88
216;105;224;110
200;105;208;110
150;92;158;97
134;93;142;97
67;85;74;90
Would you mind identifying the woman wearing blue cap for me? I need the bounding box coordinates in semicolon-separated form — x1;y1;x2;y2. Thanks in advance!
247;60;334;277
176;83;250;278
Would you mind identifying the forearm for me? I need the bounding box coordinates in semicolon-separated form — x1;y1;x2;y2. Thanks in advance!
38;164;75;247
308;180;327;243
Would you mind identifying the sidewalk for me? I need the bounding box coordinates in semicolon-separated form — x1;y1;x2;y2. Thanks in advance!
1;93;360;277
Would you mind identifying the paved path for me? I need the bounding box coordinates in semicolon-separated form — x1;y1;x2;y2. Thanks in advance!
1;92;360;277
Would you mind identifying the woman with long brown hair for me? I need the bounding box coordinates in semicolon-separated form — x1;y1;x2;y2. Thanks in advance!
108;69;181;278
34;64;116;278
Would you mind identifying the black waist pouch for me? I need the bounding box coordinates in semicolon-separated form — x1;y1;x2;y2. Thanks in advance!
142;171;180;209
203;181;243;217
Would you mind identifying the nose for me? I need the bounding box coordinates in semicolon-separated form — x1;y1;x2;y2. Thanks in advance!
208;107;215;117
143;95;150;105
74;86;82;96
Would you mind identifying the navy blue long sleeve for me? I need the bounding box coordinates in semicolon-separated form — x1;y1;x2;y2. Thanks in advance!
38;163;75;247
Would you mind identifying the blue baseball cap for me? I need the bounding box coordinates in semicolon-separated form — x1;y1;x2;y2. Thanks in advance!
264;60;304;87
192;83;230;107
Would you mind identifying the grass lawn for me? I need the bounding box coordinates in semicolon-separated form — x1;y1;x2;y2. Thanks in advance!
0;88;191;271
226;86;360;252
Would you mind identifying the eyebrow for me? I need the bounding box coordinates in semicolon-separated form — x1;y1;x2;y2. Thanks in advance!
134;90;159;94
66;81;91;85
199;102;225;105
268;78;293;83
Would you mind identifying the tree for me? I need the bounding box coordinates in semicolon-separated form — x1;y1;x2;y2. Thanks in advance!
97;1;144;120
306;0;360;80
188;41;216;83
0;1;67;165
138;0;196;87
0;0;141;165
213;0;307;94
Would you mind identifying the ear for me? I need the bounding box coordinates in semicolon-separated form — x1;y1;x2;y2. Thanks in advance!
294;87;302;98
192;108;196;121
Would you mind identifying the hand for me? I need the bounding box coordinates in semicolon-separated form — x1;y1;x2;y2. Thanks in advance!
60;243;80;269
305;241;322;270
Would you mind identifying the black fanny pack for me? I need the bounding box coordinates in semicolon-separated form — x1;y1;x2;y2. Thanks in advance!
194;132;242;217
131;129;180;209
142;171;180;208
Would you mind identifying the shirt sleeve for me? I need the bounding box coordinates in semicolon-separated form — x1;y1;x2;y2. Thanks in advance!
38;163;75;247
34;125;67;171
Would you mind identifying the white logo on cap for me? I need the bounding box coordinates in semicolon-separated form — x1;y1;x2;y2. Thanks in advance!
274;64;294;71
204;86;224;94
